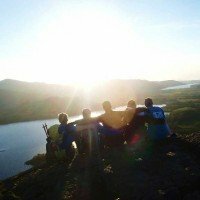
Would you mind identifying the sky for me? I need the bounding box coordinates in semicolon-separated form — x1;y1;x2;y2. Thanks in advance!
0;0;200;85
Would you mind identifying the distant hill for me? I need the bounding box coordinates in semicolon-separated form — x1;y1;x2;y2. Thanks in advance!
181;80;200;84
154;80;183;88
0;79;183;124
0;79;74;97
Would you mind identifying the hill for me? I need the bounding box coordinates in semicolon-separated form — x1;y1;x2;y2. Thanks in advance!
0;81;200;199
153;80;183;88
0;79;183;124
1;133;200;199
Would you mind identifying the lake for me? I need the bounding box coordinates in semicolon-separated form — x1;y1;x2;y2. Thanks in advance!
162;83;198;90
0;105;166;180
0;112;102;180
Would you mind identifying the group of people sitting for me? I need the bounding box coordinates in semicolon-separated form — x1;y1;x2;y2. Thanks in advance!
56;98;172;156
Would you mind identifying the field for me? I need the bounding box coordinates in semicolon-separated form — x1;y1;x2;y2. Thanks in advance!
155;85;200;134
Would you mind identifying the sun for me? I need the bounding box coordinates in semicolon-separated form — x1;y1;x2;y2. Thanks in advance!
23;7;167;85
69;78;105;91
29;9;143;85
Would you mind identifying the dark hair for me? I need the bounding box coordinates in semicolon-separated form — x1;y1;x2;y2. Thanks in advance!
58;113;68;123
102;101;112;111
145;98;153;107
82;108;91;119
127;100;136;108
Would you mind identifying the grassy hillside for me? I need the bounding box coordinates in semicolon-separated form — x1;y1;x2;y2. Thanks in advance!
151;87;200;134
153;80;183;88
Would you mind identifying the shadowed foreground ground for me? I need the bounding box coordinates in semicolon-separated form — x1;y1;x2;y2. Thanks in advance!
1;133;200;200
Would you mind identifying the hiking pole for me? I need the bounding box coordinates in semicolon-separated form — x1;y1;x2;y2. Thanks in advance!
45;123;50;137
42;123;48;137
45;123;49;136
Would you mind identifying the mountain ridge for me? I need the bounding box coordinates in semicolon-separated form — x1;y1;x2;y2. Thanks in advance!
0;79;185;124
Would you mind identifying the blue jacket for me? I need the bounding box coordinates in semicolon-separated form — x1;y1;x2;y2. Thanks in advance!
146;106;169;140
58;123;76;149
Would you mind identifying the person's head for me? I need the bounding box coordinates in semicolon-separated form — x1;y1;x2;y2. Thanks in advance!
127;100;136;109
58;112;68;124
102;101;112;112
82;108;91;119
145;98;153;108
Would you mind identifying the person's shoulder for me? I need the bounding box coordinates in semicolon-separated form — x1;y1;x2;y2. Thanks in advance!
98;113;104;118
149;106;164;115
113;110;120;114
76;118;86;124
135;107;147;116
135;107;147;115
58;123;64;128
126;107;135;111
100;113;105;117
58;123;65;133
153;106;164;111
136;107;147;112
66;123;75;128
113;110;125;115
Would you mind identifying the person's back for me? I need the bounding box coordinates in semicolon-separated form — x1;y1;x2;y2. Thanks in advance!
125;100;147;144
97;101;125;147
99;111;125;129
123;100;136;125
130;107;147;128
58;124;75;148
98;101;125;129
58;113;76;150
145;98;170;140
146;106;165;124
75;109;99;155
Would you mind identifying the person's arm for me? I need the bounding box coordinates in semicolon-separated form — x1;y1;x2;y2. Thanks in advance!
137;112;146;116
97;114;104;123
115;110;127;119
137;109;149;124
121;109;135;124
76;123;96;132
74;117;99;125
68;121;76;126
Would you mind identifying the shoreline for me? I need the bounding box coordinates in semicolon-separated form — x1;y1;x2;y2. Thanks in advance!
0;104;167;126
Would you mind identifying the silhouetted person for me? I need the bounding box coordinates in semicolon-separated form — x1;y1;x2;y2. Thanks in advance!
82;108;91;120
124;100;147;144
127;99;136;109
98;101;125;129
75;108;99;155
98;101;125;147
58;113;76;160
144;98;171;140
124;100;136;124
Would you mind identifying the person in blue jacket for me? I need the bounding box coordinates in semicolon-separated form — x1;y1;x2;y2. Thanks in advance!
144;98;172;140
58;113;76;152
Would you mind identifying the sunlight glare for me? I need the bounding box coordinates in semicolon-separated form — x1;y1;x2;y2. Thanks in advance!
31;9;148;85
